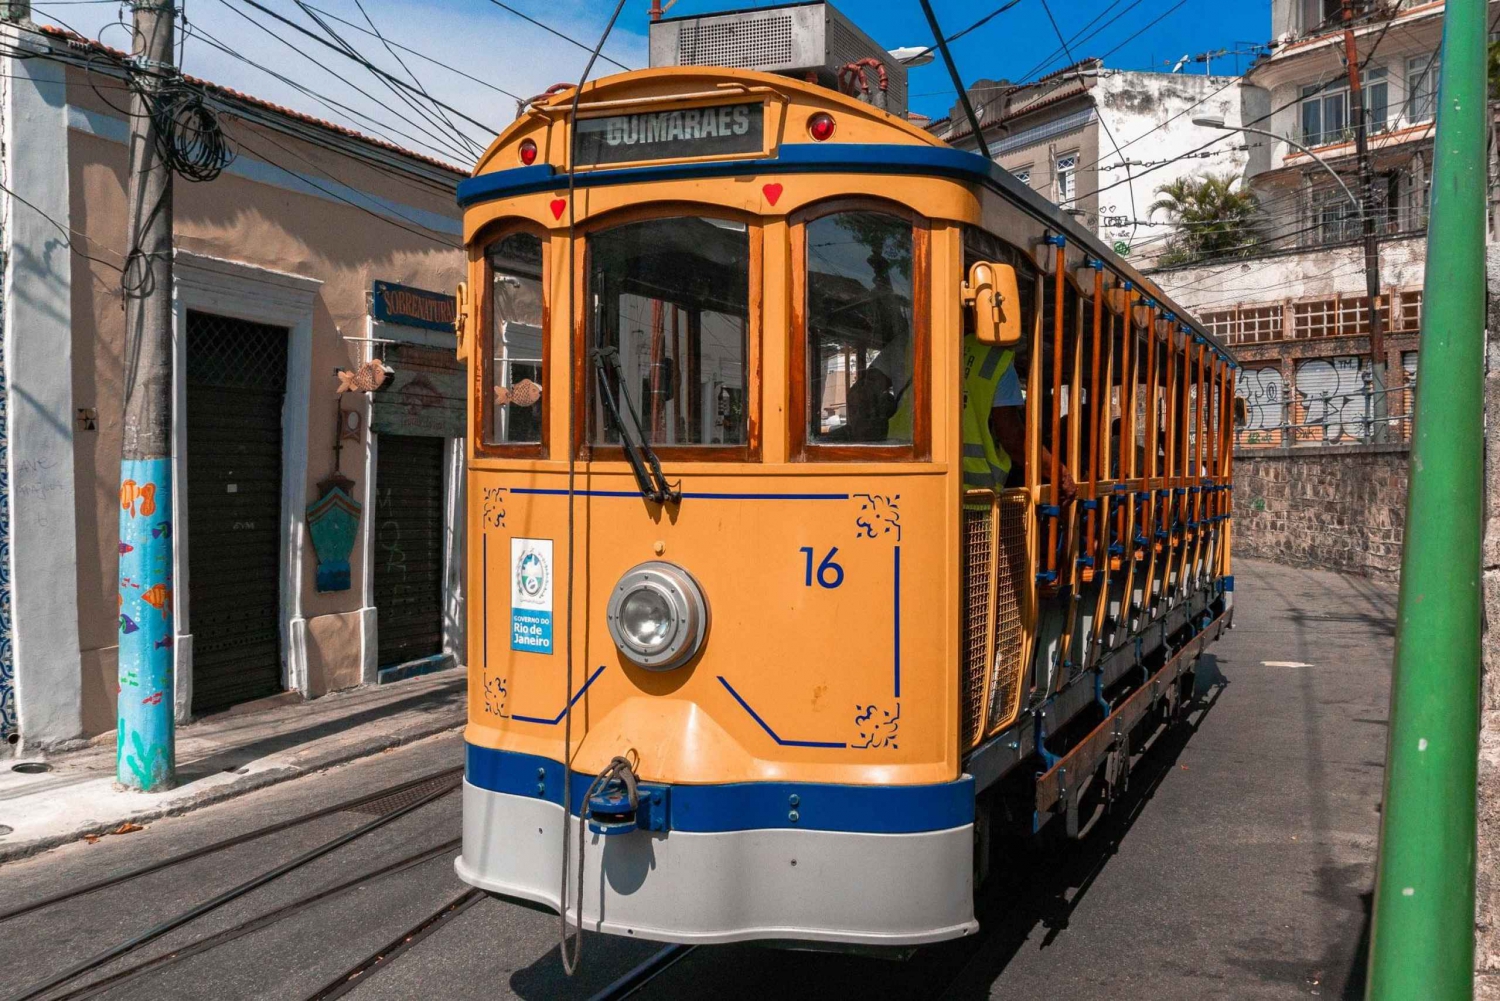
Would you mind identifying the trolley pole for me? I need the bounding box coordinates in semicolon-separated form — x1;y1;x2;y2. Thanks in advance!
1365;1;1487;996
116;0;177;792
1341;0;1388;442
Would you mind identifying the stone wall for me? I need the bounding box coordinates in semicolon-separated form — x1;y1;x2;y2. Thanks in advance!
1473;247;1500;998
1232;443;1410;579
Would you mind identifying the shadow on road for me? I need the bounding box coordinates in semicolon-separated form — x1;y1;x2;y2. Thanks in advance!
938;656;1231;999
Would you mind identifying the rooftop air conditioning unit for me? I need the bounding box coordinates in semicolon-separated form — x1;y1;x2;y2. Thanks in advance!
648;2;908;117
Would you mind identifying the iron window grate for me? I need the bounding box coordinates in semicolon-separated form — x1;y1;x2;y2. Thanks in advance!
186;310;289;391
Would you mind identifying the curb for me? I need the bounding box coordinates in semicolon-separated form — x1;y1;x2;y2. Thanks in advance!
0;716;465;865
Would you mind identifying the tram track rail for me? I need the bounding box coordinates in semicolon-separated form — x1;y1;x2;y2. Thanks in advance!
0;765;464;925
587;944;696;1001
48;838;463;1001
6;773;462;1001
302;887;485;1001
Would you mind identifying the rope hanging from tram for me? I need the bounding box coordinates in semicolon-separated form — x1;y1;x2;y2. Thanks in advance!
560;0;632;978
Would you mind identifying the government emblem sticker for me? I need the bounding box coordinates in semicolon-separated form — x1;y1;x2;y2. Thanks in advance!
510;538;553;654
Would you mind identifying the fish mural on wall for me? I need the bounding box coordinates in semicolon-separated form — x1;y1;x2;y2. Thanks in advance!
140;584;171;617
120;480;157;519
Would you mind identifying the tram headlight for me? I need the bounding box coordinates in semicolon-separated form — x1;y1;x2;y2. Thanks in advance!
606;561;708;671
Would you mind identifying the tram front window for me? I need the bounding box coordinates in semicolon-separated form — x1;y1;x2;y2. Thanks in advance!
489;231;545;445
588;216;750;447
806;210;913;445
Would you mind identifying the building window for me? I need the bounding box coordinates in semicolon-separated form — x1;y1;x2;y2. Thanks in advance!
1406;53;1441;122
1012;165;1032;187
1299;0;1344;34
1055;152;1077;205
1299;68;1388;146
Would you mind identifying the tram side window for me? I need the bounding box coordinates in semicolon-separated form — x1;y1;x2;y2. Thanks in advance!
807;211;914;445
489;232;545;445
588;217;750;448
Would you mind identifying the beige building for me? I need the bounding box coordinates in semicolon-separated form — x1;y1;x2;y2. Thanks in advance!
1;23;469;748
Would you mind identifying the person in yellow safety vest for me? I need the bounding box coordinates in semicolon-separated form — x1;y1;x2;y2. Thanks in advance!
962;336;1015;492
965;335;1077;503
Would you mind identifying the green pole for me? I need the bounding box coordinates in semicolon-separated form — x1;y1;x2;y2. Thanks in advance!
1366;2;1487;998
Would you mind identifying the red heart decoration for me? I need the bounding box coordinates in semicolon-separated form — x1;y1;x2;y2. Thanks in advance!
762;183;783;206
549;198;567;220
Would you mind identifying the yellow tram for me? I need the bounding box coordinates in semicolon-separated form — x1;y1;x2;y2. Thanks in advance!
452;53;1235;947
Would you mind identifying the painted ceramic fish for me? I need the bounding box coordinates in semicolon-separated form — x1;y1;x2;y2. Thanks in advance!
119;614;139;635
152;521;172;540
495;378;542;408
121;577;139;589
154;635;173;650
120;479;157;519
141;691;163;706
336;359;393;394
141;584;171;615
119;542;134;555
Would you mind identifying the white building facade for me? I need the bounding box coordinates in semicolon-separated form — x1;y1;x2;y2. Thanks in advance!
929;59;1250;268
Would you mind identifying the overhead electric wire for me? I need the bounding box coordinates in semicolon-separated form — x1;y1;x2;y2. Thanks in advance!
182;22;468;164
1037;0;1140;245
225;120;462;247
1089;7;1402;204
905;0;1027;63
482;0;631;73
197;4;474;163
229;0;501;137
298;1;522;101
0;175;125;274
293;0;484;158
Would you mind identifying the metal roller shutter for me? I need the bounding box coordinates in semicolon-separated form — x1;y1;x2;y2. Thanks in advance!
1293;356;1369;444
374;434;445;667
186;311;287;715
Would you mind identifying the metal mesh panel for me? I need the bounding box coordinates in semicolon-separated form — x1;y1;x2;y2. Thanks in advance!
960;498;995;750
185;310;289;390
986;492;1030;734
678;14;795;68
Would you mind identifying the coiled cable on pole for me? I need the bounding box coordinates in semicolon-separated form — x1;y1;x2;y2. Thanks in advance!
149;82;234;182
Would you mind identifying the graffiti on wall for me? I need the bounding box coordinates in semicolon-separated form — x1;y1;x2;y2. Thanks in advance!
1294;356;1371;445
1234;367;1285;447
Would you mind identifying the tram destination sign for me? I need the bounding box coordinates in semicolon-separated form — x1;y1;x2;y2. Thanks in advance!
574;102;763;167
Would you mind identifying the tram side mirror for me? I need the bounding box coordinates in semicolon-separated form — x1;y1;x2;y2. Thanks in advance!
963;261;1021;346
454;281;470;362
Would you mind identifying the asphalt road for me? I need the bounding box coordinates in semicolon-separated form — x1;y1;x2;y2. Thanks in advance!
0;557;1393;1000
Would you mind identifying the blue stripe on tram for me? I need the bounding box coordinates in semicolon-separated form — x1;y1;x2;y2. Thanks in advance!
464;743;975;835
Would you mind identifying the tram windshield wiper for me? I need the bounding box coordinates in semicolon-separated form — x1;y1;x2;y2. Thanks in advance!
593;345;680;505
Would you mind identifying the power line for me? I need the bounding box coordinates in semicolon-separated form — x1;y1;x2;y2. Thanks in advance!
229;0;501;137
298;2;521;101
1038;0;1141;245
482;0;631;73
198;3;475;163
224;119;461;248
907;0;1027;63
293;0;484;158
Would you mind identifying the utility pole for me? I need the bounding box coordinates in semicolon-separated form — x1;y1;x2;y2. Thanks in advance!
1365;0;1486;992
117;0;176;792
1342;0;1388;442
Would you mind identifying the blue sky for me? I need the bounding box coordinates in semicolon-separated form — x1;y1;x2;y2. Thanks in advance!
34;0;1271;165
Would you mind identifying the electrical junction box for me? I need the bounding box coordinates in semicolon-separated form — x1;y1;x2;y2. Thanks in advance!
647;2;908;117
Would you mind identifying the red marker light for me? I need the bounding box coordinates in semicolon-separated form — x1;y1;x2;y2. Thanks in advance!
518;138;538;165
807;113;836;142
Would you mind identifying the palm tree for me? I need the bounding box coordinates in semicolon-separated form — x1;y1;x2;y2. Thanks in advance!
1150;172;1261;266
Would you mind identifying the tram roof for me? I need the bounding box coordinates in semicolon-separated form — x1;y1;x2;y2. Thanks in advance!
464;67;1234;362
